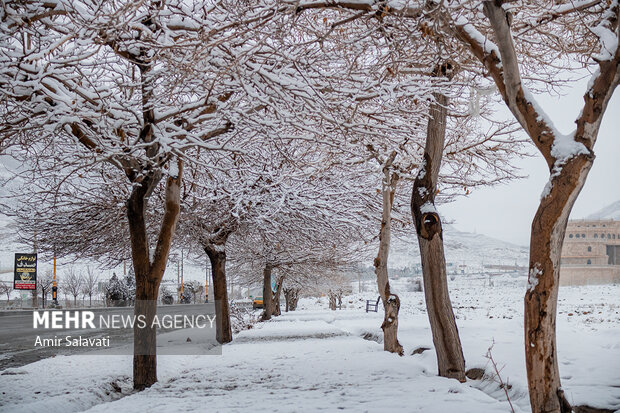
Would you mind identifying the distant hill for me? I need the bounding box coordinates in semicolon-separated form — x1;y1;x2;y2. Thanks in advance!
586;200;620;221
389;223;528;271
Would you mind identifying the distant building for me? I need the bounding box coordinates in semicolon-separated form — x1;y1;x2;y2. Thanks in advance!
560;219;620;285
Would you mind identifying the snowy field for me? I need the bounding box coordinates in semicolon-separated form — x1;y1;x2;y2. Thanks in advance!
1;275;619;413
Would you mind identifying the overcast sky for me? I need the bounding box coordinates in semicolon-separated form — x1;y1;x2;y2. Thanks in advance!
441;78;620;246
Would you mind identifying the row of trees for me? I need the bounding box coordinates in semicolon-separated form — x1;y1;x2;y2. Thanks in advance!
1;269;201;308
0;267;100;308
1;2;617;412
106;275;204;305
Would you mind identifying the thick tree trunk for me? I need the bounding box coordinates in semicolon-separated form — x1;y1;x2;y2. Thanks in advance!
284;288;291;312
205;243;232;344
525;155;593;412
127;161;182;391
292;290;299;310
374;152;403;356
328;292;337;311
292;289;300;311
284;288;300;312
272;275;284;316
128;183;158;391
412;92;465;382
261;264;273;321
133;280;158;390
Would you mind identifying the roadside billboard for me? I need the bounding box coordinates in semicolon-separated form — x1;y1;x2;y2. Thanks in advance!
14;253;37;290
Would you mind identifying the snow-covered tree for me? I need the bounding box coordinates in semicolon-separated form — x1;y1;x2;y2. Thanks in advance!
159;285;174;305
183;281;204;304
37;270;54;308
283;285;301;312
81;267;99;307
104;273;133;306
451;3;620;410
0;281;10;303
268;2;526;370
63;266;83;307
0;0;293;390
176;144;299;343
272;2;618;402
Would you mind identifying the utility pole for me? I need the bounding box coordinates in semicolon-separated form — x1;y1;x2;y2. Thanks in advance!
205;258;210;303
52;255;58;306
32;231;38;309
180;249;184;301
176;257;180;303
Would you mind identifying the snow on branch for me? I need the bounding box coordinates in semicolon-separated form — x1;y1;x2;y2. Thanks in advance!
454;16;501;64
291;0;422;18
455;2;565;167
576;0;619;148
591;0;619;62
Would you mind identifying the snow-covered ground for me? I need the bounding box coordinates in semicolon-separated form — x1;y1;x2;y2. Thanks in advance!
1;276;619;413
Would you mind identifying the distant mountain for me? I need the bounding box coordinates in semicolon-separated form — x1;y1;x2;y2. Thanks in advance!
389;223;528;270
586;200;620;220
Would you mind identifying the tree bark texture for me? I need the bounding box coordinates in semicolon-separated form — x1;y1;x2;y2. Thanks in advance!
205;242;232;344
128;161;182;390
272;275;285;316
284;288;300;312
525;155;593;413
328;292;337;311
412;92;466;382
261;264;273;321
373;151;403;356
522;24;619;413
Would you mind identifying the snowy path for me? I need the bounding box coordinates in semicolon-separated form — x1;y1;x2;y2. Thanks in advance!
85;310;516;413
0;310;513;413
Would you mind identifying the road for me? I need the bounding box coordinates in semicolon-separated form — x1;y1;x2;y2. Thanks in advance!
0;303;217;370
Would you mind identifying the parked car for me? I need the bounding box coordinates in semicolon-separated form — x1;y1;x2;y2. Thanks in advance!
252;296;263;309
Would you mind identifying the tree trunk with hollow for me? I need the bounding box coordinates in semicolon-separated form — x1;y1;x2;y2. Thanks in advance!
374;152;403;356
261;264;273;321
412;92;465;382
128;161;182;390
204;241;232;344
